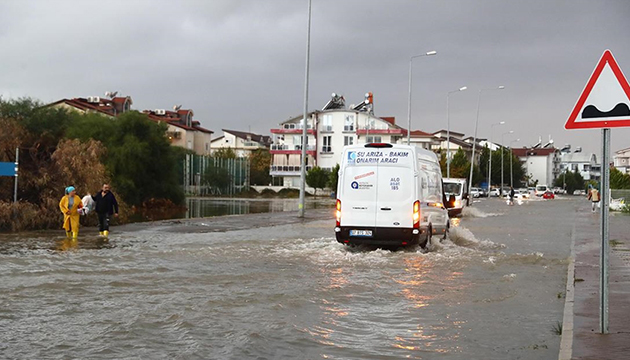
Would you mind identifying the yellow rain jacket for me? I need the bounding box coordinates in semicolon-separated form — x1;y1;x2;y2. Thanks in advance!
59;195;83;232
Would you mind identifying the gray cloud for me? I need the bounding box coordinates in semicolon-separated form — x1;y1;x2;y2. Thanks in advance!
1;0;629;155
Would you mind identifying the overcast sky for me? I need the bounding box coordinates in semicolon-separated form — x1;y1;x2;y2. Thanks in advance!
1;0;629;155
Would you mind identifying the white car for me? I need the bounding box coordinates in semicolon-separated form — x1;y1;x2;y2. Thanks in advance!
490;188;500;197
335;143;449;248
536;185;549;197
470;187;482;198
518;188;530;199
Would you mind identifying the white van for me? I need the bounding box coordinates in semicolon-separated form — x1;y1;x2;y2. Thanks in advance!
335;143;449;248
443;178;468;217
535;184;549;197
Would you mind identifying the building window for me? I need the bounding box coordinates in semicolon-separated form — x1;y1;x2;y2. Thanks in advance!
366;135;381;143
344;115;354;131
344;136;354;146
322;136;332;153
322;114;333;132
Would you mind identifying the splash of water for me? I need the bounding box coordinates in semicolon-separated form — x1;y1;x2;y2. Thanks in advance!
461;207;502;218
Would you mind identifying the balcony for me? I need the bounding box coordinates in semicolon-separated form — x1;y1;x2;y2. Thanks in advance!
270;144;316;154
270;165;313;176
271;123;315;134
356;127;406;135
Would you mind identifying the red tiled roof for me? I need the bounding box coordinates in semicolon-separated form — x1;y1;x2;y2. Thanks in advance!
512;147;558;157
380;116;396;125
410;130;435;137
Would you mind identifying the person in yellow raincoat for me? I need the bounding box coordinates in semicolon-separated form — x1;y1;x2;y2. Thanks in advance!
59;186;83;239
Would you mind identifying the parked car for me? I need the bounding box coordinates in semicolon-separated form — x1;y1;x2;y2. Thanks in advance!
543;191;555;199
480;188;489;198
490;188;500;197
470;187;482;198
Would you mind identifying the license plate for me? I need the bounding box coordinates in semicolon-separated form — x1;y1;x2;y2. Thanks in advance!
350;230;373;237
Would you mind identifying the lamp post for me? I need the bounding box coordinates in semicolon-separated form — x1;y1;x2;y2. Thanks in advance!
407;51;437;144
298;0;312;218
488;121;505;193
501;130;514;197
509;138;520;188
468;86;504;199
446;86;467;177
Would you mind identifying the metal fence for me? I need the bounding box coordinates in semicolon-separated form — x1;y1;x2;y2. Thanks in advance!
180;154;250;196
611;189;630;200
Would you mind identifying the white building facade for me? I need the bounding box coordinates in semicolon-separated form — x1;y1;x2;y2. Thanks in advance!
559;152;601;181
614;147;630;174
211;129;271;157
269;109;406;187
513;148;561;186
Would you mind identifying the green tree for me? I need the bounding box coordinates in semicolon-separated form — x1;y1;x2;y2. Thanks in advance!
306;166;330;195
449;148;470;179
67;111;184;206
554;169;586;194
213;147;237;159
328;164;340;194
610;167;630;189
249;149;271;185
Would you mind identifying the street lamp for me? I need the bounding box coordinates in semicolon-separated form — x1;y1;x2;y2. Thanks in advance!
509;138;520;188
446;86;467;177
501;130;514;197
488;121;505;193
298;0;312;218
407;50;437;144
468;86;505;198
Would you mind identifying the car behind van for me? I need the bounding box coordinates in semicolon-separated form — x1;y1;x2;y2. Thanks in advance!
335;143;449;248
535;185;549;197
443;178;468;217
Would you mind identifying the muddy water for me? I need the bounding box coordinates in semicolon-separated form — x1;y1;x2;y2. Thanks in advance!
0;198;578;359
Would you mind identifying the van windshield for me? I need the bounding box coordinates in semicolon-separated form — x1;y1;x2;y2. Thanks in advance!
444;183;462;196
536;186;547;191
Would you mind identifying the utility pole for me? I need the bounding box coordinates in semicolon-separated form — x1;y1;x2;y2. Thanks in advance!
298;0;312;218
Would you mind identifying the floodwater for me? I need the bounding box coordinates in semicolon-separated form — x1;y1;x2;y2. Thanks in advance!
185;197;334;219
0;197;586;359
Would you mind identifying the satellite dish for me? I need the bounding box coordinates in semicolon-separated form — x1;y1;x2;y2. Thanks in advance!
105;91;118;98
173;104;182;111
111;91;118;98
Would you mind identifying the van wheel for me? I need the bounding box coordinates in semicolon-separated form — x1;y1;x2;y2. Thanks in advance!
420;225;431;248
443;220;450;240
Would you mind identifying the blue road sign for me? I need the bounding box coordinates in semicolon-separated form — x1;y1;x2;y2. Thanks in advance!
0;162;17;176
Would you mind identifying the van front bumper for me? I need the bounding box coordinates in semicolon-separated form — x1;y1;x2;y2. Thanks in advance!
335;226;427;246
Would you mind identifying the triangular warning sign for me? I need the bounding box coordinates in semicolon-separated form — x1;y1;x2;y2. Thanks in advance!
566;49;630;129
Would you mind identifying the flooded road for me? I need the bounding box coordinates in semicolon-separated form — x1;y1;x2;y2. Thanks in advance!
0;197;583;359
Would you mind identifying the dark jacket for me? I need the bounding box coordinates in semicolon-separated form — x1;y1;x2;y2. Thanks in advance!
92;191;119;215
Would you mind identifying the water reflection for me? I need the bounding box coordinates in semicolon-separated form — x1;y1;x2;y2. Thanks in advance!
185;198;334;219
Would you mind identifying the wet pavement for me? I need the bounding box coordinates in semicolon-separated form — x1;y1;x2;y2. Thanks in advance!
0;197;599;359
568;202;630;360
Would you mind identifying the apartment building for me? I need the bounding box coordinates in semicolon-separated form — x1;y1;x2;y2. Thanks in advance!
614;147;630;174
269;93;406;187
559;151;601;181
211;129;271;157
512;147;561;186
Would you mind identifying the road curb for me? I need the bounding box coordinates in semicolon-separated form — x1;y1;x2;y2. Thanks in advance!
558;220;576;360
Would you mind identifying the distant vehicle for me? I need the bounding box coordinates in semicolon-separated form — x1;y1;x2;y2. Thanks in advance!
480;188;489;197
490;188;500;197
518;188;530;199
536;185;549;197
443;178;469;217
543;191;555;199
335;143;449;248
470;187;482;198
528;187;536;195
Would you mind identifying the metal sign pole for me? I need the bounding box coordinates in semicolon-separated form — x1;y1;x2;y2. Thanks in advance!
600;128;610;334
13;148;19;203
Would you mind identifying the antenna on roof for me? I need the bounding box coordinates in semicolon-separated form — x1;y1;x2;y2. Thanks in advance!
104;91;118;98
173;104;182;111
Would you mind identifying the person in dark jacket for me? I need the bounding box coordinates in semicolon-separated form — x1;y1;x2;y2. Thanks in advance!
91;183;119;237
508;186;515;206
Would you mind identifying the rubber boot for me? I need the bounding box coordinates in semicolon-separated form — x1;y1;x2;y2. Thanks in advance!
72;231;78;239
99;231;104;236
103;230;109;237
66;231;72;238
